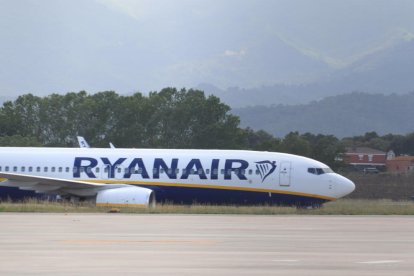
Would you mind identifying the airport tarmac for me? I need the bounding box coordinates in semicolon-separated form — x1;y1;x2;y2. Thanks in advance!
0;214;413;275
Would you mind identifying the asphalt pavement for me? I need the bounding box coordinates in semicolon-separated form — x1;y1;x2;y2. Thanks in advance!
0;214;413;275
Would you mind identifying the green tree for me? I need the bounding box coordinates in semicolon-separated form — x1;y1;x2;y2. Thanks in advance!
280;132;311;156
244;128;281;151
0;135;41;146
301;133;344;169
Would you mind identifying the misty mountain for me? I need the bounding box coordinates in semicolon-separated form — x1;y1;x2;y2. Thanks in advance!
3;1;414;99
200;39;414;108
232;92;414;138
321;39;414;95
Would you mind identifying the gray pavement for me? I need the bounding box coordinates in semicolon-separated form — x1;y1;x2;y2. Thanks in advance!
0;214;413;275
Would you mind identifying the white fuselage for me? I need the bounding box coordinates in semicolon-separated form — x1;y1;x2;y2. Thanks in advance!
0;147;355;206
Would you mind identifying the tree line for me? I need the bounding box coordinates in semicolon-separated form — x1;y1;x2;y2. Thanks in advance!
0;88;413;169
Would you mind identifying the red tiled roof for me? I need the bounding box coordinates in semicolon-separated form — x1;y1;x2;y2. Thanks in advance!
388;156;414;161
345;147;386;155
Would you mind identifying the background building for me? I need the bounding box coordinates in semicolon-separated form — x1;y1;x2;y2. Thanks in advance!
386;156;414;173
344;147;387;171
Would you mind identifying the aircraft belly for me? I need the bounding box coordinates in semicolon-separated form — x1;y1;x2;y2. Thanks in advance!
135;184;329;206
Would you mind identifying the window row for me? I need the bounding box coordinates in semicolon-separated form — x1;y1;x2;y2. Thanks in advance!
0;166;72;173
0;166;264;176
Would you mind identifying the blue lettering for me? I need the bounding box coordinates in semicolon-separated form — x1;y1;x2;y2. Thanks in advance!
224;159;248;180
72;156;251;181
101;157;126;178
123;158;149;179
180;159;207;179
73;157;97;178
153;158;178;179
210;159;219;180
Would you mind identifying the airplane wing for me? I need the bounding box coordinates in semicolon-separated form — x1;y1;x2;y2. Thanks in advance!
0;172;128;197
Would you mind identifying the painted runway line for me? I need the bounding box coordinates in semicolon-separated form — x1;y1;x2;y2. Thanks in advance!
357;260;403;264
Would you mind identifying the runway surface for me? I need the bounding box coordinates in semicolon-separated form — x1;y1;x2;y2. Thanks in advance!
1;214;413;275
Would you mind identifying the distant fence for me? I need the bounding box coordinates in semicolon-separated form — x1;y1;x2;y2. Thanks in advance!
345;173;414;200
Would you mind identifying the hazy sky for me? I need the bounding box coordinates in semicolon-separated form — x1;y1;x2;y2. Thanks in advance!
1;0;414;97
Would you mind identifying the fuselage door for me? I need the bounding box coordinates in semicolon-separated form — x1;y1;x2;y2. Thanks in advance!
279;162;291;186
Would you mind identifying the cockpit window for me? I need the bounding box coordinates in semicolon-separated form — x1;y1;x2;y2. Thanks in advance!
322;167;333;174
316;168;324;175
308;167;333;175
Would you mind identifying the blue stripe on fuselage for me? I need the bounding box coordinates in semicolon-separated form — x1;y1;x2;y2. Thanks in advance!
0;187;45;201
134;184;328;206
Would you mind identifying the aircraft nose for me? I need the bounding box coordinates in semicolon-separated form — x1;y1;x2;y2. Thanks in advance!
335;174;355;198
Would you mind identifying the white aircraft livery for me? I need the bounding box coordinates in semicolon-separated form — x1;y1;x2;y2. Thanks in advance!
0;147;355;207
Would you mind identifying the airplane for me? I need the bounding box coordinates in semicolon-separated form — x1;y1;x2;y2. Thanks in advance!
0;147;355;208
77;136;90;148
77;136;116;149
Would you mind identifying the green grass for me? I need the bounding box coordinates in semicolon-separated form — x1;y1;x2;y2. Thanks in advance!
304;199;414;215
1;199;414;215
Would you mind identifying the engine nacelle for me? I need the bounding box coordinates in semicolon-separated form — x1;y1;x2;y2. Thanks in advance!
96;186;155;208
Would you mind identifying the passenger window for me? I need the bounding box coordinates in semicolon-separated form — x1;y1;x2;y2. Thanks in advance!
256;169;260;175
213;169;218;175
73;167;78;173
65;167;70;173
80;167;85;173
51;167;55;172
197;169;203;175
36;167;41;172
96;167;100;173
160;168;165;173
29;167;33;172
21;166;25;172
248;169;252;175
205;169;210;175
220;169;224;175
0;166;2;171
44;167;48;172
5;166;9;172
58;167;62;172
13;166;17;172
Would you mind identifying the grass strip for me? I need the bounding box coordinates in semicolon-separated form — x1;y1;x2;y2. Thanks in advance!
1;199;414;215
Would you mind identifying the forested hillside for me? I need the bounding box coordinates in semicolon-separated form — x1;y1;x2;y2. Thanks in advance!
233;92;414;137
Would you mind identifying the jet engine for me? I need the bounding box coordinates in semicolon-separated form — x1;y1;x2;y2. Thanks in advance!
96;186;155;208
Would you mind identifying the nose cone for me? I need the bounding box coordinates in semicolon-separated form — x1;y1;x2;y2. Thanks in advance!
335;174;355;198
